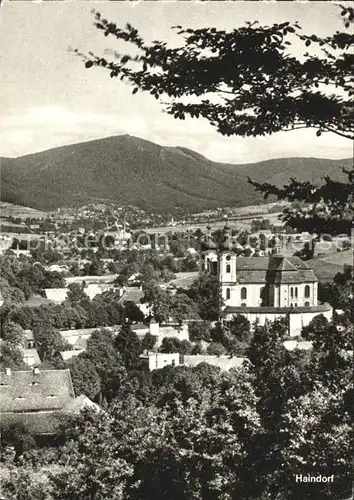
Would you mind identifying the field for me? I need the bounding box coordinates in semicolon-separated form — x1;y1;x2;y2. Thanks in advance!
170;272;199;289
145;202;285;235
0;202;47;219
308;250;352;282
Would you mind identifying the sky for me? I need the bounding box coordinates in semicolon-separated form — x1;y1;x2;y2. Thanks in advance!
0;1;352;163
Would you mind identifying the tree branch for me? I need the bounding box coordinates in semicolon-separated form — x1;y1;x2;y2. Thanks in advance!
322;127;354;140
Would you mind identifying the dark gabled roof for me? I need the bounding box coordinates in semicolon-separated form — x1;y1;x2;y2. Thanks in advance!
0;395;99;434
236;257;270;270
237;256;312;271
0;369;75;413
118;287;144;304
237;270;268;284
236;256;318;284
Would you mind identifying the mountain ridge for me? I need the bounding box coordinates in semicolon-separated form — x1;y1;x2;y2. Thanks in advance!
1;135;351;213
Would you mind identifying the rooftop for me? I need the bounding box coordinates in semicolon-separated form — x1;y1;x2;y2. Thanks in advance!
0;369;75;413
0;394;99;434
236;256;318;284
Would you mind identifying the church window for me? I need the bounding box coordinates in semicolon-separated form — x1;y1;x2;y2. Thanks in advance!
226;288;231;300
226;264;231;273
241;303;247;308
295;287;298;298
290;287;294;298
305;301;310;307
241;287;247;300
305;285;310;298
226;255;231;261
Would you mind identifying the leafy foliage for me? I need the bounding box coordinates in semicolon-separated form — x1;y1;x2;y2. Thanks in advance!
250;167;354;235
1;7;353;500
77;7;353;234
114;323;143;370
78;9;353;140
33;327;68;362
187;274;222;321
67;356;101;400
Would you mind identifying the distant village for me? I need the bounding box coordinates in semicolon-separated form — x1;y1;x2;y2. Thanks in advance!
0;200;352;436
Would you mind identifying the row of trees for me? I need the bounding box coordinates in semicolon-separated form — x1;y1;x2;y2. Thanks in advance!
0;254;66;301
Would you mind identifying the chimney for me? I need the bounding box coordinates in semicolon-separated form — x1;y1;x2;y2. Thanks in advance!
33;367;40;375
5;367;11;376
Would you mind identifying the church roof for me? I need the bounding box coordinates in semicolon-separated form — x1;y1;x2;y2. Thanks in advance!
236;256;318;284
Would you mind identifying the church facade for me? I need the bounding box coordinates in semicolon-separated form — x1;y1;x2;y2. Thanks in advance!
201;223;332;336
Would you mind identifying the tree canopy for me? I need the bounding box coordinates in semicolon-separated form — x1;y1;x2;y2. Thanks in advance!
77;7;353;141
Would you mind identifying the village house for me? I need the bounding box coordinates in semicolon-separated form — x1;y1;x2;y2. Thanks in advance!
0;368;98;435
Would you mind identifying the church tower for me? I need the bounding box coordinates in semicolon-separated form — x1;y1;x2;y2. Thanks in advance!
200;222;218;275
218;222;237;307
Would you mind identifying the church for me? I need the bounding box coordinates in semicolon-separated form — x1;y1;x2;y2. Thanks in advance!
201;223;332;336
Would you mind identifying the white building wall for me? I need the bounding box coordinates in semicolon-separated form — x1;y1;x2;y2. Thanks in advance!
242;283;264;307
279;284;290;307
288;308;332;334
224;308;332;337
221;284;238;307
271;285;280;307
219;252;237;283
313;283;318;305
284;282;318;308
137;302;151;317
224;283;264;308
223;282;318;309
147;353;180;371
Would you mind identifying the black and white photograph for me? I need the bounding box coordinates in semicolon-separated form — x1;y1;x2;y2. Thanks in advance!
0;1;353;499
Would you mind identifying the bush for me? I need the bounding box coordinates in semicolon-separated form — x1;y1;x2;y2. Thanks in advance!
188;321;211;342
206;342;227;356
